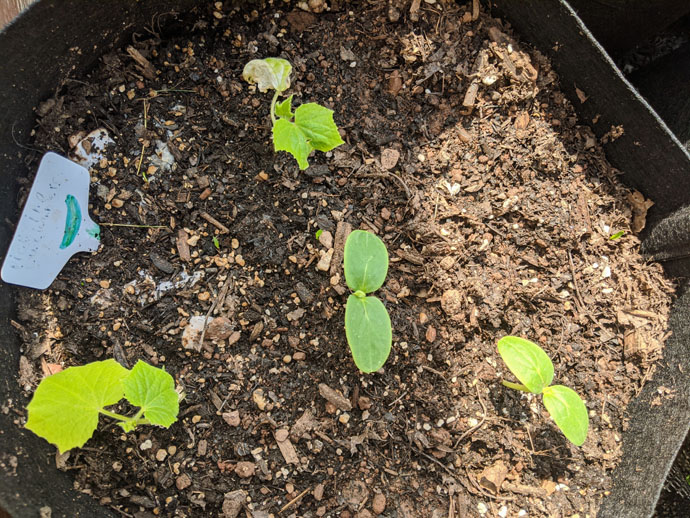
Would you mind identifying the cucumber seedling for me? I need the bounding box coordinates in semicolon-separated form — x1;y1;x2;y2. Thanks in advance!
26;359;179;453
343;230;392;373
242;57;344;170
497;336;589;446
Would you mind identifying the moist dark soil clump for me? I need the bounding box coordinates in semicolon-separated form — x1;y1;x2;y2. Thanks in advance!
11;1;675;517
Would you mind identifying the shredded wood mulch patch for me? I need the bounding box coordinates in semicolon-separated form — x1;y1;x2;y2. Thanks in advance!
10;1;675;517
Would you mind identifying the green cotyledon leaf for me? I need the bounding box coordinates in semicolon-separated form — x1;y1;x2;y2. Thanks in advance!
25;359;130;453
497;336;554;394
343;230;389;294
345;294;392;373
542;385;589;446
123;360;179;428
242;58;292;93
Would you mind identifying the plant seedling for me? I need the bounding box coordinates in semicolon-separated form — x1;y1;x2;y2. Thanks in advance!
242;57;344;170
343;230;392;373
26;359;179;453
497;336;589;446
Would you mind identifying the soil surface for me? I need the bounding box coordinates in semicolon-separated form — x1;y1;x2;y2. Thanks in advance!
10;1;676;517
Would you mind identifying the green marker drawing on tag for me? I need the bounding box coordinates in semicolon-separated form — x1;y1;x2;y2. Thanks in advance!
60;195;82;249
2;152;101;289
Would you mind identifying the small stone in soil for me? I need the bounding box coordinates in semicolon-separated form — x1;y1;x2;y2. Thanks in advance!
316;249;333;271
426;326;437;342
372;493;386;514
441;289;463;318
222;410;241;427
234;461;255;478
206;316;234;341
253;388;267;410
197;439;208;456
222;489;247;518
380;148;400;170
176;473;192;490
181;315;206;351
318;230;333;249
313;483;324;501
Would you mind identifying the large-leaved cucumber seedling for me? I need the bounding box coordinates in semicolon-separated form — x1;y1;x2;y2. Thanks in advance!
25;359;179;453
242;57;344;170
497;336;589;446
343;230;392;373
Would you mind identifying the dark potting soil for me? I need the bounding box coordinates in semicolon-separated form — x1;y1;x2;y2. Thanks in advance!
9;1;676;516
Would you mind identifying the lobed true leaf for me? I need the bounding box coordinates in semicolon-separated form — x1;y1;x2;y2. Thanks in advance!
25;359;130;453
272;103;344;170
123;360;179;429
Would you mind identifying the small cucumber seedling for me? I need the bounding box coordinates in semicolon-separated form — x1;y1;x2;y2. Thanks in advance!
242;57;344;170
26;359;179;453
343;230;392;373
497;336;589;446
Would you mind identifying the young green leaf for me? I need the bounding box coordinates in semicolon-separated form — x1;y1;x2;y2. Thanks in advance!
242;58;292;93
609;230;625;240
25;359;129;453
343;230;389;294
273;118;313;170
272;103;344;170
497;336;554;393
123;360;179;429
275;94;294;119
542;385;589;446
345;294;392;373
293;103;344;152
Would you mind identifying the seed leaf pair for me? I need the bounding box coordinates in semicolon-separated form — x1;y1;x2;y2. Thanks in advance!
26;359;178;453
497;336;589;446
343;230;392;373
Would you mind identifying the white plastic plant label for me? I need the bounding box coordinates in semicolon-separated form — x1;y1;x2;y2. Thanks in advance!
1;152;100;289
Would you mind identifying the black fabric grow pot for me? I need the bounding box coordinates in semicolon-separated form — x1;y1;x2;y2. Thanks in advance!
1;1;689;517
490;2;690;517
0;3;198;516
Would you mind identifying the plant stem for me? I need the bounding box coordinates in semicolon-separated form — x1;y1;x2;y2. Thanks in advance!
501;380;533;393
99;408;134;422
270;90;279;125
100;408;149;429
